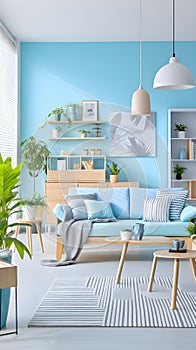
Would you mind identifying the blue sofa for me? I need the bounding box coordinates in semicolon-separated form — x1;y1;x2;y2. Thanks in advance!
55;187;195;259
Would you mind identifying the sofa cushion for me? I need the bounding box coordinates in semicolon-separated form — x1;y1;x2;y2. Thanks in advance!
143;197;171;222
65;193;97;220
129;188;156;219
156;189;188;221
84;199;116;220
53;204;73;222
180;205;196;222
68;187;130;219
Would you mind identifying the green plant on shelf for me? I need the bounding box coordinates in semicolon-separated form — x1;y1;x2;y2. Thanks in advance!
186;220;196;236
106;161;124;175
174;123;188;131
173;163;187;175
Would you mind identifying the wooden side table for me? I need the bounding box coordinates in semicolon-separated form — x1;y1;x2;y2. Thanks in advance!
105;236;173;285
14;219;44;255
148;250;196;310
0;259;18;336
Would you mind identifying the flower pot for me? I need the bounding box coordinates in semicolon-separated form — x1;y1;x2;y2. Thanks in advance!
191;234;196;250
52;128;60;138
23;205;37;220
110;174;118;183
176;174;182;180
178;131;185;139
81;133;87;138
55;113;61;121
0;249;12;329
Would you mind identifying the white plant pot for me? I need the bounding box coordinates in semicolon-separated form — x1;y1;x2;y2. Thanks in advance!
191;234;196;250
120;229;133;241
81;133;87;138
23;206;37;220
52;128;60;138
178;131;185;139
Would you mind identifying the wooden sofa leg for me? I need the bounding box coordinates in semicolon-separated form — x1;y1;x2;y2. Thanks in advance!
56;237;64;260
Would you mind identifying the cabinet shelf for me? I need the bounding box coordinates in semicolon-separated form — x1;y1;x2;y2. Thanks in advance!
48;137;106;140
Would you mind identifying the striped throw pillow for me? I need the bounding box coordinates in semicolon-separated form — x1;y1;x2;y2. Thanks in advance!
156;189;188;221
143;197;172;222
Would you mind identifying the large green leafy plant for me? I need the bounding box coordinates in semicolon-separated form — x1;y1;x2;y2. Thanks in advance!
0;155;31;259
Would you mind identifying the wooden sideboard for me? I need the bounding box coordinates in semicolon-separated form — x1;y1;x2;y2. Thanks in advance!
44;181;139;224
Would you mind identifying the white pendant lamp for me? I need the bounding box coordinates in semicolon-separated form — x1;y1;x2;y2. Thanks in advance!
153;0;194;90
131;0;151;116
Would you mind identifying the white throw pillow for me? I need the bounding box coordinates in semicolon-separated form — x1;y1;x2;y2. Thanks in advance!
143;197;171;222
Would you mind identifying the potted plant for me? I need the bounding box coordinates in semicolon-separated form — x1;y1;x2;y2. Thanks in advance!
21;193;47;220
52;126;62;138
173;163;187;180
20;136;50;218
107;161;124;183
48;106;64;121
0;155;31;328
78;129;90;138
65;103;81;121
174;123;188;138
186;220;196;250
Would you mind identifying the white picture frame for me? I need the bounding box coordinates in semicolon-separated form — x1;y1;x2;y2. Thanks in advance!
82;100;98;121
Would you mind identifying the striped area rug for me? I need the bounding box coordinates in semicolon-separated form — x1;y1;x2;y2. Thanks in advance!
28;277;196;328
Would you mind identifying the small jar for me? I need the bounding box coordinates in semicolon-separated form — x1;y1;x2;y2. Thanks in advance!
91;149;95;156
97;148;102;156
178;147;187;159
83;149;88;156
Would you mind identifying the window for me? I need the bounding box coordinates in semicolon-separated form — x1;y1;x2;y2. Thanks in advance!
0;23;18;166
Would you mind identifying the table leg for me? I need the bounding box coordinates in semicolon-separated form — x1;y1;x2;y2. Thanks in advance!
115;242;128;285
171;258;180;310
27;226;32;255
148;255;158;292
189;258;196;282
36;223;44;253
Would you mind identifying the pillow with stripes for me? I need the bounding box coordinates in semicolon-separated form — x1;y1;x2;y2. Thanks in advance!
143;197;172;222
156;189;188;221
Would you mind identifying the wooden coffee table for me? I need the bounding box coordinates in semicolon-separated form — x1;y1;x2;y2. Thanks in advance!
147;250;196;310
105;236;172;284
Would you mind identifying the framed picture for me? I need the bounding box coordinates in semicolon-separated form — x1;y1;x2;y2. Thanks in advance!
82;100;98;121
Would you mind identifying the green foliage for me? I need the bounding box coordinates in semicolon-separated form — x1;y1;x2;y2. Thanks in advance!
48;107;64;117
0;154;31;259
21;193;47;207
20;136;50;193
78;129;90;134
107;161;124;175
174;123;188;131
186;220;196;236
173;163;187;175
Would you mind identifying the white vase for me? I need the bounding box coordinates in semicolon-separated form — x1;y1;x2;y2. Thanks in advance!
191;234;196;250
178;131;185;139
23;206;37;220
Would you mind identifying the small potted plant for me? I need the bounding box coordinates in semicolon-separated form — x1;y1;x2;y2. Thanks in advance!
52;126;62;138
173;163;187;180
65;103;81;121
78;129;90;138
174;123;188;138
107;161;124;183
48;107;64;121
186;219;196;250
22;193;47;220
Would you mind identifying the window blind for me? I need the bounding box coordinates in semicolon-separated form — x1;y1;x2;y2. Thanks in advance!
0;25;18;166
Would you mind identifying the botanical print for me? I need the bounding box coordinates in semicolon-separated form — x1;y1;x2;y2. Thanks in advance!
110;112;156;157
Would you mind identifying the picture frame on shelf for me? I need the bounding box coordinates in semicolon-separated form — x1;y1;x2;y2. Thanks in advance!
82;100;98;121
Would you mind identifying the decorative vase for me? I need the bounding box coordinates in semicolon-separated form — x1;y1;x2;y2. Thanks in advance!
52;128;60;138
178;147;187;159
191;234;196;250
176;174;182;180
120;229;133;241
178;131;185;139
0;249;12;329
110;174;118;183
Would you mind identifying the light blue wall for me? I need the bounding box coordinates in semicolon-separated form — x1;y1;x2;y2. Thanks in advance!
20;41;196;196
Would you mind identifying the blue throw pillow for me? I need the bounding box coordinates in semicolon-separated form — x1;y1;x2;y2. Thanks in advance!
180;205;196;222
84;199;116;220
53;204;73;222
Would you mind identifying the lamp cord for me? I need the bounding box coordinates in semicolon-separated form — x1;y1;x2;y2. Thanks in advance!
172;0;175;57
139;0;142;88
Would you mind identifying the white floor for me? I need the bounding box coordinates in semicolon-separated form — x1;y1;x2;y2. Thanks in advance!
1;231;195;350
